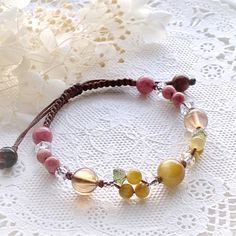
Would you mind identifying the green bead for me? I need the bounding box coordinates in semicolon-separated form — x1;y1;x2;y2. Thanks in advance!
119;184;134;199
113;168;126;185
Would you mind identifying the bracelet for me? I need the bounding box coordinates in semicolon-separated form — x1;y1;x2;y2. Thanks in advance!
0;75;208;200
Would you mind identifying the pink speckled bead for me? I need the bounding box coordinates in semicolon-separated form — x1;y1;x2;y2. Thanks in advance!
162;85;177;100
32;127;53;144
172;92;185;107
36;149;52;164
136;76;155;95
44;156;60;174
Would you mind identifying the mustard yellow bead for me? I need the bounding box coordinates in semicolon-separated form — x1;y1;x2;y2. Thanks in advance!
157;159;185;187
135;183;150;199
119;184;134;199
127;169;142;185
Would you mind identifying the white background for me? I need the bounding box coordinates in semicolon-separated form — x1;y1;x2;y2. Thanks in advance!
0;0;236;235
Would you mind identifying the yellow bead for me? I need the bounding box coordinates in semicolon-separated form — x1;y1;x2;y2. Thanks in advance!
135;183;150;199
127;169;142;185
189;129;206;152
157;159;185;187
71;168;98;195
189;138;205;151
119;184;134;199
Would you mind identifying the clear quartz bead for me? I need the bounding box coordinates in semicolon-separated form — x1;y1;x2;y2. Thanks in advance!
180;151;196;168
156;82;166;94
35;141;52;153
55;166;70;180
180;101;194;115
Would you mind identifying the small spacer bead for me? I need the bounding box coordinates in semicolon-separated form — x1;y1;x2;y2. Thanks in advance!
136;76;155;95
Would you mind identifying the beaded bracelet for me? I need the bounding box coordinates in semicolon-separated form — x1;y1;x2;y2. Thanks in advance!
0;75;208;199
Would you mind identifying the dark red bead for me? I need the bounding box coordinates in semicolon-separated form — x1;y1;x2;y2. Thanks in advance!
171;75;190;92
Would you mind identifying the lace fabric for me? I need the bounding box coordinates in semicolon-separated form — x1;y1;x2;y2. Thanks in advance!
0;0;236;235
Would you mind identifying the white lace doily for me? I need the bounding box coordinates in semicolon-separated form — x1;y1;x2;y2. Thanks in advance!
1;0;236;235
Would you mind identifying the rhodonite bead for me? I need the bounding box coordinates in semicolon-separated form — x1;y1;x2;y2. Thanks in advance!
184;108;208;132
157;159;185;187
172;92;185;107
119;183;134;199
44;156;60;174
32;127;53;144
136;76;155;95
127;169;142;185
0;147;18;169
162;85;176;99
71;168;98;195
36;149;52;164
135;183;150;199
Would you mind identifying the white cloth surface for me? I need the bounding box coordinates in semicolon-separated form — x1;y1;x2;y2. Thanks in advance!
0;0;236;235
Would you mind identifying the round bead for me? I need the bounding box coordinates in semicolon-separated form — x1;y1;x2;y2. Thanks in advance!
136;76;155;95
172;92;185;107
44;156;60;174
135;183;150;199
0;147;18;169
184;109;208;132
119;184;134;199
32;127;53;144
189;136;205;152
127;169;142;185
157;159;185;187
71;168;98;195
162;85;177;100
36;149;52;164
171;75;190;92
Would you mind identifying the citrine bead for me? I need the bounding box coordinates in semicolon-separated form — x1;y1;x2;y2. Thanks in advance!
157;159;185;187
71;168;98;195
135;183;150;199
189;128;207;152
119;184;134;199
127;169;142;185
184;108;208;132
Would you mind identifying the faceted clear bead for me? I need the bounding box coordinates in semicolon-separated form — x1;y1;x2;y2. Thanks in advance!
180;101;194;116
55;166;70;180
35;141;52;153
180;152;196;168
156;82;166;95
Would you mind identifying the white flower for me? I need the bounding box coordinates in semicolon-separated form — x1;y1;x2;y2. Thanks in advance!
0;0;171;126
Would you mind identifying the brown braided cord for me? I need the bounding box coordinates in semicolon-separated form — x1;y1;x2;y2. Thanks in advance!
43;78;136;127
12;77;195;150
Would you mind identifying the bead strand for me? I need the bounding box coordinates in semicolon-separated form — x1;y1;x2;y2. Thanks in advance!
28;75;207;200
